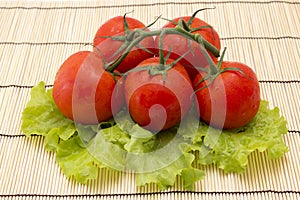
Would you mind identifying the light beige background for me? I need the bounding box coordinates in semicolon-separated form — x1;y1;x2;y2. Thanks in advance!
0;0;299;199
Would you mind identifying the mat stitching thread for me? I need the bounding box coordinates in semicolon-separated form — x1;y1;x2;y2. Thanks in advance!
1;81;300;89
1;130;299;138
0;36;299;46
0;1;299;10
0;190;299;198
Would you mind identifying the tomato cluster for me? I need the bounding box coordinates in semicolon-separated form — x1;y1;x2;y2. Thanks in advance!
52;10;260;131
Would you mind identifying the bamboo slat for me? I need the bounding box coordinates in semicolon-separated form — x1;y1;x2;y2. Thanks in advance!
0;0;299;200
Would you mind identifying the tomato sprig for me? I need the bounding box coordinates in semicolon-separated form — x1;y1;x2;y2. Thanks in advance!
104;10;220;73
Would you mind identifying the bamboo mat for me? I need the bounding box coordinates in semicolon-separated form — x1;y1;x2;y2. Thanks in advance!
0;0;300;199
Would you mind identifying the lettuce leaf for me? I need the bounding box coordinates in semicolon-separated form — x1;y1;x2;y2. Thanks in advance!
21;82;289;190
21;82;76;139
76;112;204;189
192;101;289;173
136;152;204;190
21;82;99;183
55;135;99;184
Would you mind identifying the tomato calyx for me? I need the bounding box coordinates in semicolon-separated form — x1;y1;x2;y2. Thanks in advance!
93;12;158;72
162;7;219;55
150;46;191;81
122;51;188;82
194;47;245;91
161;7;216;30
179;7;216;32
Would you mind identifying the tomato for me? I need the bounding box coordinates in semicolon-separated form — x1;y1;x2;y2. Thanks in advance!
124;57;194;131
52;51;123;124
93;16;155;73
155;16;221;80
193;61;260;129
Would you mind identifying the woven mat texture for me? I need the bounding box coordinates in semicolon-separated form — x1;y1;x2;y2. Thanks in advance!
0;0;299;199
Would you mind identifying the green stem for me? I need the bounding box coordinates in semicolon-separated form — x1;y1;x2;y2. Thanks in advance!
187;7;216;26
106;29;160;72
106;26;220;72
199;41;218;75
200;37;220;57
175;25;220;57
178;19;190;31
158;29;168;67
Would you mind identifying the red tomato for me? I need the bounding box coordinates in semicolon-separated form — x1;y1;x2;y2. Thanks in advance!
155;16;221;80
93;16;155;73
124;57;194;131
52;51;123;124
193;61;260;129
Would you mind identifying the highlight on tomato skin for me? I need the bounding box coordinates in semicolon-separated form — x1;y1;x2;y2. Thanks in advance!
124;57;194;132
52;51;124;125
93;16;156;73
154;16;221;80
193;61;261;130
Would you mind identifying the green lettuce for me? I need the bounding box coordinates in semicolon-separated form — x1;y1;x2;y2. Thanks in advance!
136;152;205;190
76;112;203;189
21;81;289;189
21;82;98;183
21;82;76;139
55;135;99;184
190;101;289;173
